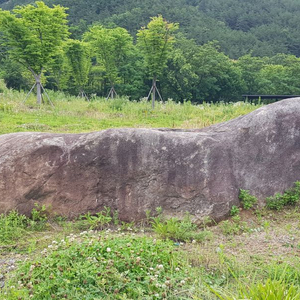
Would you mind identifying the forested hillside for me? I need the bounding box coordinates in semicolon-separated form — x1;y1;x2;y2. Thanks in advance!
1;0;300;58
1;0;300;103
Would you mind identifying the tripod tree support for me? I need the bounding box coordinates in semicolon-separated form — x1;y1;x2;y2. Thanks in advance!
146;77;163;109
106;86;118;100
137;15;178;108
84;25;133;101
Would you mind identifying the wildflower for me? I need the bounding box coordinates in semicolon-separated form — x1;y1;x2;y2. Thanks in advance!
175;267;180;271
106;247;111;252
157;264;164;269
180;280;186;285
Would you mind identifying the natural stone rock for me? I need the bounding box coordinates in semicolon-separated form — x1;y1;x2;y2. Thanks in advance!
1;98;300;221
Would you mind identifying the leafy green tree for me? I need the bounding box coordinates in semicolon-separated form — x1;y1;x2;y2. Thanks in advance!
84;25;133;99
64;39;91;99
137;15;178;108
237;54;269;95
0;1;69;104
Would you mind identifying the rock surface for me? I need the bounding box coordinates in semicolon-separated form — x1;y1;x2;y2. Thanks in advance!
1;98;300;221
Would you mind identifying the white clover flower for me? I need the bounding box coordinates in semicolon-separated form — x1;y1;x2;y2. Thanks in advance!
155;293;159;298
180;280;186;285
106;247;111;252
48;245;53;249
149;267;154;271
175;267;180;271
157;264;164;269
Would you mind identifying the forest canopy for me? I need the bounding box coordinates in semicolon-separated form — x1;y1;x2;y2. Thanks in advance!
0;0;300;103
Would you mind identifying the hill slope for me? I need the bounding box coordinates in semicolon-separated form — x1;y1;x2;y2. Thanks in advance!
1;0;300;58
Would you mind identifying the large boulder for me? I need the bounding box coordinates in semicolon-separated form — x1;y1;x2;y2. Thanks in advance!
1;98;300;221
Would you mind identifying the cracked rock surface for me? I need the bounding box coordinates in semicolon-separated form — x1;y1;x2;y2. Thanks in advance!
1;98;300;221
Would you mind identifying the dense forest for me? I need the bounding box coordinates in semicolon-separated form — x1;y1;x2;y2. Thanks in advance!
2;0;300;58
0;0;300;102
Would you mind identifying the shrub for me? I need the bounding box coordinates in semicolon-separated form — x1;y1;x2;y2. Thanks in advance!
78;207;113;230
0;210;28;244
239;189;257;209
266;181;300;210
151;212;209;242
230;205;239;216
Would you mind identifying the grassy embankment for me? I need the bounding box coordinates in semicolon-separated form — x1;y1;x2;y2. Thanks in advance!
2;83;300;299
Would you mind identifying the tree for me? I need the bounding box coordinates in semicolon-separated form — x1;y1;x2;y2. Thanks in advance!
0;1;69;104
84;25;133;99
64;39;91;99
137;15;178;108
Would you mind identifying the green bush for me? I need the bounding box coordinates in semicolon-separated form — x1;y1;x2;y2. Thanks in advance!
0;210;28;244
1;232;191;299
77;207;113;230
239;189;257;209
151;212;209;242
266;182;300;210
229;205;239;216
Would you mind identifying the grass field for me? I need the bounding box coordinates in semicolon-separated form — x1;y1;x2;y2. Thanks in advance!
1;82;300;299
0;81;259;135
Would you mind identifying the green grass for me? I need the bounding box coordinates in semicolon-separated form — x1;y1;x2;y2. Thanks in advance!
0;82;259;135
2;207;300;299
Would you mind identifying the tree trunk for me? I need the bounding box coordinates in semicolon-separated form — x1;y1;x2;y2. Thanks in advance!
34;73;42;105
152;76;156;109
